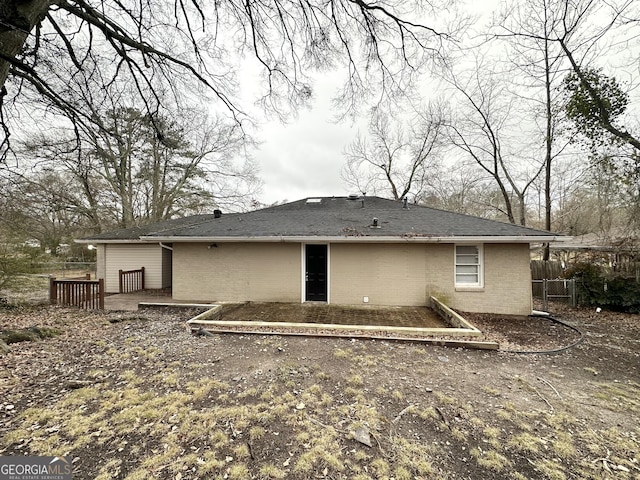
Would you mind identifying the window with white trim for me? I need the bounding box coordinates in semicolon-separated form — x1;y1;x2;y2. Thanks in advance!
455;245;483;287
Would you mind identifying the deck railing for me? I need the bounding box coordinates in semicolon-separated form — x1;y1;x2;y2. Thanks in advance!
119;267;145;293
50;276;104;310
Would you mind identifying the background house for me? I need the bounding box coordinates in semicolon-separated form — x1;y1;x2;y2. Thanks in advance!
548;230;640;270
78;196;568;315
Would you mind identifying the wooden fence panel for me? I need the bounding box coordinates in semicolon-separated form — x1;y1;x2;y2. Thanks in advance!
50;277;104;310
119;267;145;293
531;260;564;280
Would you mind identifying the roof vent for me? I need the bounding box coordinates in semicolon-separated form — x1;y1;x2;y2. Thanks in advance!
213;209;222;218
347;193;359;200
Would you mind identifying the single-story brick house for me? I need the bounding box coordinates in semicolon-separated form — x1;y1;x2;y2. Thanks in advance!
77;196;569;315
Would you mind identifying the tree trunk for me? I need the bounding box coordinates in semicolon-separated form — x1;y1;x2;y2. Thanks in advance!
0;0;49;89
543;33;553;261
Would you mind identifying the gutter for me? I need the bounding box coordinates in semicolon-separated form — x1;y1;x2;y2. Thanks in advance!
74;239;148;244
139;235;573;244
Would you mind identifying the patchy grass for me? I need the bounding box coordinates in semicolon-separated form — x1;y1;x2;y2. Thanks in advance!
1;304;640;479
0;326;61;344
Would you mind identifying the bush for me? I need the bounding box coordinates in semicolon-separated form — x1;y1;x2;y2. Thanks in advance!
565;262;640;313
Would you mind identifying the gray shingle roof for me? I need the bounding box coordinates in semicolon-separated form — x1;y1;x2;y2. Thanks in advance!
126;196;562;241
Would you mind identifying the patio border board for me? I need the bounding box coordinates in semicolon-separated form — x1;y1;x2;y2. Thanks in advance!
190;325;499;350
185;302;500;350
139;302;217;310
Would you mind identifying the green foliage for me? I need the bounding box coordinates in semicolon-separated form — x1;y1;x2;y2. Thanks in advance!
565;262;640;313
564;68;628;148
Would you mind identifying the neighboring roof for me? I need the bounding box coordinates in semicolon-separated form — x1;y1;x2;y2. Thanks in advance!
79;196;569;244
549;230;639;252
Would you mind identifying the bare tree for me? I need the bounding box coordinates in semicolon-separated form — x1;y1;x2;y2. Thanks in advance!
496;0;640;153
552;157;640;239
417;163;491;215
1;0;464;160
0;169;88;253
492;0;575;254
444;58;545;225
21;101;257;230
488;0;640;255
341;104;445;200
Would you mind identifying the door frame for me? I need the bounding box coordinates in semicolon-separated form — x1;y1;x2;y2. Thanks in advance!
301;243;330;303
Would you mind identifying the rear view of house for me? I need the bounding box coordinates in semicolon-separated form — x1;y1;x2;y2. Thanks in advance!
78;196;568;315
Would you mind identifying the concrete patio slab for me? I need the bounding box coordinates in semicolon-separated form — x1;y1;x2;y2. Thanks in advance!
103;292;215;311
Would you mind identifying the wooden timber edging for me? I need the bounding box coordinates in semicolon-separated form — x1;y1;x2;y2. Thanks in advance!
184;302;495;350
188;318;482;337
138;302;217;310
188;303;481;335
429;296;480;332
188;305;223;322
189;324;500;350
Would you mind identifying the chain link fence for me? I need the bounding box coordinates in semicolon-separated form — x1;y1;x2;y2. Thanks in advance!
532;278;577;311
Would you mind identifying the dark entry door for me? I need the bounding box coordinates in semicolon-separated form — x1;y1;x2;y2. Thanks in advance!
305;244;327;302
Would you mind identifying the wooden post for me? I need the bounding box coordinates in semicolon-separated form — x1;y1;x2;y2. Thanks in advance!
85;281;91;309
98;279;105;309
542;278;548;312
49;277;57;305
141;266;145;290
119;269;123;293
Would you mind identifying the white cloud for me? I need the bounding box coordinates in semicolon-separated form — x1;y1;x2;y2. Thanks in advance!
253;77;362;204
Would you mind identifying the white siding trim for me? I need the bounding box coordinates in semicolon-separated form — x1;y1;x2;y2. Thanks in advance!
103;244;163;292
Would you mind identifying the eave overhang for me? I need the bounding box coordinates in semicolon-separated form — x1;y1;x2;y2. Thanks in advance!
138;235;572;244
74;239;148;244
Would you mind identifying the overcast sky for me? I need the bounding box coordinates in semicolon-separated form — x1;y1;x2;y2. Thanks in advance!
250;0;498;206
236;0;637;207
251;76;362;205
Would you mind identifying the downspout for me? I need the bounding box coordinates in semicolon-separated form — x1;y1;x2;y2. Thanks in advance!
159;242;173;251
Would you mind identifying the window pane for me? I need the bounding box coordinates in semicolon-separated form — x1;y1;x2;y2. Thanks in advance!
456;265;478;274
455;245;481;286
456;246;478;255
456;274;478;284
456;254;478;264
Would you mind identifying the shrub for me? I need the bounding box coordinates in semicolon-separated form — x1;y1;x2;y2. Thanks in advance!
565;262;640;313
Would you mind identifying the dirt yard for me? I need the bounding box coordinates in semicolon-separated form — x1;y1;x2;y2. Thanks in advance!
0;301;639;480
